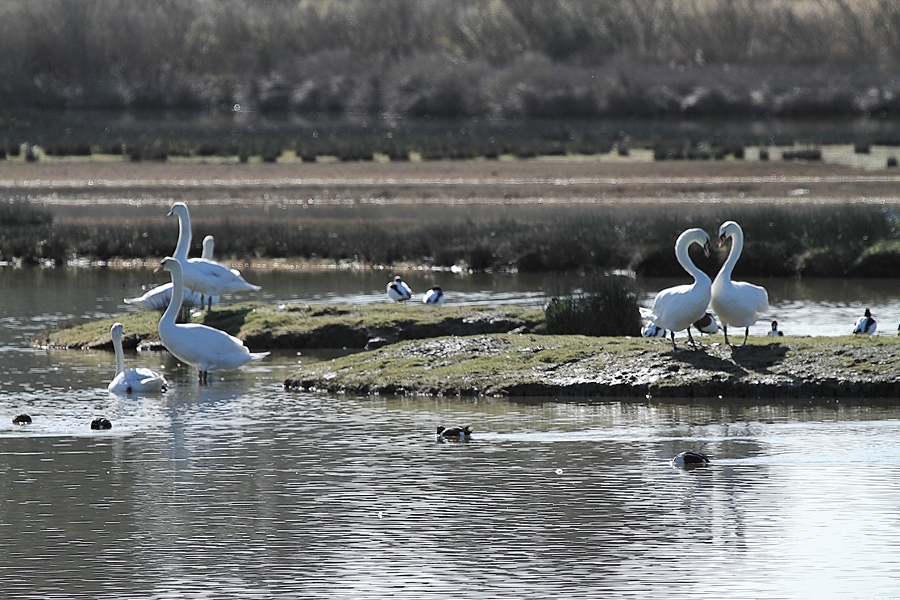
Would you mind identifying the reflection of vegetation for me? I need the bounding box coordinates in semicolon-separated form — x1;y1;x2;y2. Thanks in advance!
544;276;642;337
3;201;900;277
0;0;899;121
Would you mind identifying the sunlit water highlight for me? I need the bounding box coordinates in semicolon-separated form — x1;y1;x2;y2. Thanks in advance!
2;268;900;598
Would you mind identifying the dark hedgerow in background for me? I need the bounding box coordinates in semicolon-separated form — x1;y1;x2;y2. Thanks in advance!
544;276;642;337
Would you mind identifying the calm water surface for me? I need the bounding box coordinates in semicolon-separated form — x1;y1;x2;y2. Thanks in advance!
2;268;900;598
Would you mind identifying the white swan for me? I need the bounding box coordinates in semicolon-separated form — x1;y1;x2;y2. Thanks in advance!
168;203;261;299
711;221;769;345
387;275;412;302
646;228;712;350
422;286;445;305
107;322;167;395
155;256;269;383
852;308;876;334
124;283;215;311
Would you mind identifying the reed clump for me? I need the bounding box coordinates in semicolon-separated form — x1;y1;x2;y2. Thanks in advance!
544;276;642;337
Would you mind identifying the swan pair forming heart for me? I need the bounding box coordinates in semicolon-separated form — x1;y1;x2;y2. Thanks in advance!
647;220;769;349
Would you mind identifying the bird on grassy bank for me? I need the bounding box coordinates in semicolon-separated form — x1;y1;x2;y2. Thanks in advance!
853;308;876;335
641;322;669;338
711;221;769;346
167;203;261;302
436;425;472;441
672;451;710;467
387;275;413;302
693;312;719;335
107;322;167;396
12;413;32;425
422;286;445;305
768;320;784;336
646;228;712;351
91;417;112;430
155;256;269;384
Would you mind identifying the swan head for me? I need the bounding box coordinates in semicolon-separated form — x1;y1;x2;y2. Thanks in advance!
202;235;215;258
154;256;181;275
167;202;189;219
110;322;124;340
717;221;742;248
677;228;711;257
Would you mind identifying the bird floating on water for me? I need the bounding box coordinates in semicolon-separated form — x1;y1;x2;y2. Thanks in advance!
853;308;876;335
387;275;413;302
107;322;168;395
91;417;112;430
12;414;32;425
436;425;472;441
672;451;710;467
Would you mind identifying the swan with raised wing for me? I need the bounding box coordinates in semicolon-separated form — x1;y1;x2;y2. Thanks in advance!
155;256;269;383
167;203;261;300
107;322;168;395
646;228;712;350
710;221;769;345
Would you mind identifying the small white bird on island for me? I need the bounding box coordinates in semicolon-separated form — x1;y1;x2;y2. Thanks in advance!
155;256;269;384
852;308;876;335
387;275;413;302
646;228;712;351
107;322;168;395
710;221;769;346
641;322;669;338
692;312;719;335
422;286;445;305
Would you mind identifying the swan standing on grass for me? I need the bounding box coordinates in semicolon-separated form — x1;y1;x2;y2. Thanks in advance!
422;286;445;305
155;256;269;384
646;228;712;351
853;308;876;334
107;322;167;395
711;221;769;346
387;275;413;302
168;203;261;301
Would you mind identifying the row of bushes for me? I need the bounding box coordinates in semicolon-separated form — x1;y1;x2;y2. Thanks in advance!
2;1;900;118
3;200;899;279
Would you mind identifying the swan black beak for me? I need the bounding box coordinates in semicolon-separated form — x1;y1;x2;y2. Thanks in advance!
153;263;164;273
703;241;710;258
718;234;727;248
166;209;174;217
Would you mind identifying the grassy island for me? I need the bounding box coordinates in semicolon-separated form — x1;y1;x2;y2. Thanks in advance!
284;333;900;399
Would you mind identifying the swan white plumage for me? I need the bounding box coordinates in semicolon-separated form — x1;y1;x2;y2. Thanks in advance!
155;256;269;383
422;286;445;305
167;203;261;299
852;308;876;334
387;275;412;302
107;322;167;395
646;228;712;350
710;221;769;345
124;283;215;311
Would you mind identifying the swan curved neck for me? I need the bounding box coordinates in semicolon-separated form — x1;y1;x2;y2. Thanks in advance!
676;237;707;283
720;228;744;280
161;261;185;326
113;333;125;375
173;210;191;261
